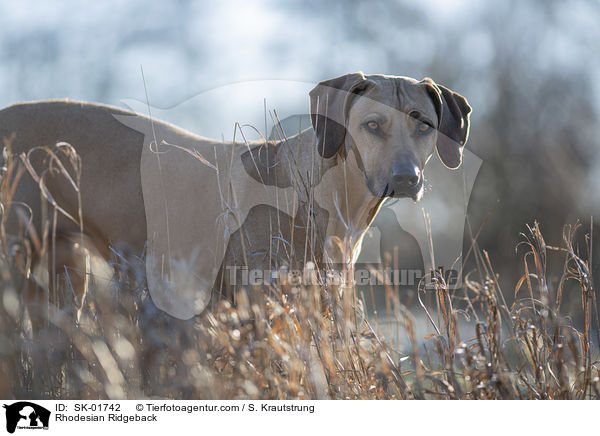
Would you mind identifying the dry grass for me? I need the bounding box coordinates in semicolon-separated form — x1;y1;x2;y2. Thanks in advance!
0;139;598;400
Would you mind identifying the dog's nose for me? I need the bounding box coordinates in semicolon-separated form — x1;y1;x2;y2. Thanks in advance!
392;164;421;187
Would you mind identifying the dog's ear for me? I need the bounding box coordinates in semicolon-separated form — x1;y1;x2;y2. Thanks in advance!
309;72;370;158
422;78;471;169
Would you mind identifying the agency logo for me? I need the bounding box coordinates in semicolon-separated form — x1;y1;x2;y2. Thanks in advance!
112;78;481;319
2;402;50;434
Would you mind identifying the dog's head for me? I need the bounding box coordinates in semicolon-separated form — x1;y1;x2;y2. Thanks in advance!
310;72;471;200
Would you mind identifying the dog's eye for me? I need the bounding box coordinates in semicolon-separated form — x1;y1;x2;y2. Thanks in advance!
409;111;434;135
366;121;379;131
418;121;433;133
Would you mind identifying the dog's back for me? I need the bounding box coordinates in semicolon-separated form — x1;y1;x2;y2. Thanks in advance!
1;100;171;256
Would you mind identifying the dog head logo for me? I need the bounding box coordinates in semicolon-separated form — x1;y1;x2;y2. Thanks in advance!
3;402;50;434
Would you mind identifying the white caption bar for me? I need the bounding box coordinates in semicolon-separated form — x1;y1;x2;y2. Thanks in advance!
0;400;593;435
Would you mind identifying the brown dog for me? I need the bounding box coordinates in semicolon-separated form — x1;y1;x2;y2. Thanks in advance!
0;72;470;320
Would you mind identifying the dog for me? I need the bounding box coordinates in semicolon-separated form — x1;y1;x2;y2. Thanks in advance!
0;72;470;320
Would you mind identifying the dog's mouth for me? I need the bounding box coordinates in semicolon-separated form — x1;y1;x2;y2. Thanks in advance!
390;181;423;201
370;181;423;201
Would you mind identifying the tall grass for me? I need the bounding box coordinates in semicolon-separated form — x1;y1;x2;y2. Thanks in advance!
0;139;598;399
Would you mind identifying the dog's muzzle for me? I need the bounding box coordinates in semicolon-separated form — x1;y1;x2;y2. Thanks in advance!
389;161;423;200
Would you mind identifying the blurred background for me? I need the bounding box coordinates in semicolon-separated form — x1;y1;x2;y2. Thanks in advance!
1;0;599;316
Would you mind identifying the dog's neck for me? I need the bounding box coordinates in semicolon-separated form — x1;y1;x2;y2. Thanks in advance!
274;129;385;264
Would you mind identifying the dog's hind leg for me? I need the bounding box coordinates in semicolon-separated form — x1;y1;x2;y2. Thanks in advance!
23;232;112;397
